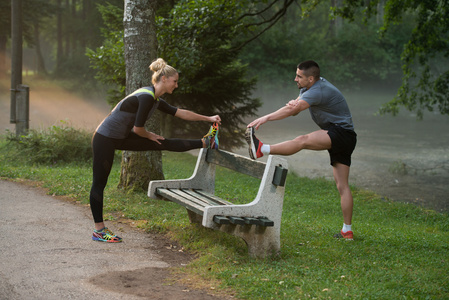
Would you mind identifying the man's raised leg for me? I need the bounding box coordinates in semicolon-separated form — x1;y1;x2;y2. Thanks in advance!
269;129;332;155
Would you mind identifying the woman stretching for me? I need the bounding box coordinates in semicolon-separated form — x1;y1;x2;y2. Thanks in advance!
90;58;221;243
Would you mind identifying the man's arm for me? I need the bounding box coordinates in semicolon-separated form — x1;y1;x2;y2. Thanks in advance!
248;99;310;129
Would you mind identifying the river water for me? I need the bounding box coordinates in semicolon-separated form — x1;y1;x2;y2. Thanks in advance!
236;88;449;213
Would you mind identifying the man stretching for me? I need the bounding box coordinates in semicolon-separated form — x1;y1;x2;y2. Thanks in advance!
246;60;357;240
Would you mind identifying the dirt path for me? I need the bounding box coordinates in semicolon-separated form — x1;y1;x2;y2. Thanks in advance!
0;180;231;300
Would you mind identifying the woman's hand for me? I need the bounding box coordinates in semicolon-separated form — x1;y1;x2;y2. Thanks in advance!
208;115;221;125
133;126;165;144
147;132;165;144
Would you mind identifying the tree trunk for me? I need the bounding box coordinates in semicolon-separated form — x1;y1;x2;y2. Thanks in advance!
71;0;77;55
56;0;63;72
119;0;163;191
80;0;89;50
0;35;6;78
64;0;70;59
377;0;385;25
33;21;47;76
330;0;342;37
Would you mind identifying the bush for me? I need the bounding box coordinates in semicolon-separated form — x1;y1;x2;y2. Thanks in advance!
5;122;93;164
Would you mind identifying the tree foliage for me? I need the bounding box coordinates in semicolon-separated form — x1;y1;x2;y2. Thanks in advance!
156;0;261;149
240;0;448;118
1;0;123;82
5;0;447;121
333;0;449;118
0;0;55;46
240;1;414;91
89;0;298;149
0;0;57;77
86;3;126;107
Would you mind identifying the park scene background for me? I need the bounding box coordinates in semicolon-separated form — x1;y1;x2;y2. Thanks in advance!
1;1;448;299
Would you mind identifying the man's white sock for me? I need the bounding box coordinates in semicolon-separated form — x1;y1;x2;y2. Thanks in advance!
261;144;270;155
342;223;352;233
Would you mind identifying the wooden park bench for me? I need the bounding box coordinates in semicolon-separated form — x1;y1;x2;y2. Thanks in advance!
148;148;288;258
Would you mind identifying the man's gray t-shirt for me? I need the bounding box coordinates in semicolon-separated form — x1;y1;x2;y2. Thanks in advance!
299;78;354;131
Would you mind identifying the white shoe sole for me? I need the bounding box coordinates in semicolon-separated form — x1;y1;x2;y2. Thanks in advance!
245;127;257;160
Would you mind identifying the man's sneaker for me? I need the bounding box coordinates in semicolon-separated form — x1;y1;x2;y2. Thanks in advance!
92;227;123;243
245;127;263;159
203;123;219;149
333;230;353;240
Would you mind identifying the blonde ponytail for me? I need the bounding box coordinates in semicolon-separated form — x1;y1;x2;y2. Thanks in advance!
149;58;178;84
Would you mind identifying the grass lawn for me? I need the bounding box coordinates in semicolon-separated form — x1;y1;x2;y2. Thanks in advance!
1;141;448;299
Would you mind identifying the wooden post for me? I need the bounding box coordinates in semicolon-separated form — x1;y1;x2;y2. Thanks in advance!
10;0;23;124
15;85;29;137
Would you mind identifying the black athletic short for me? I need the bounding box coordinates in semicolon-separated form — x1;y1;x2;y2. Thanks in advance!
326;124;357;167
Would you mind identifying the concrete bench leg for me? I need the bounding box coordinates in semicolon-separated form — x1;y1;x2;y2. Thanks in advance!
219;224;280;257
245;227;280;258
187;210;203;224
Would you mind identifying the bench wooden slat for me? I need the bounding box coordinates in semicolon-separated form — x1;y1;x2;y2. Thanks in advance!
258;217;274;227
228;216;246;225
193;189;234;206
211;216;275;227
206;150;266;179
243;217;261;225
181;189;223;207
156;188;205;216
213;215;231;225
167;188;217;211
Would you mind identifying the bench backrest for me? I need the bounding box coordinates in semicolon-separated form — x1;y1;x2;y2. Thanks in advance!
206;149;266;179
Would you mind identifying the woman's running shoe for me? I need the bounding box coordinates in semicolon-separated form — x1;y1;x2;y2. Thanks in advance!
204;122;219;138
245;127;263;159
203;122;219;149
92;227;123;243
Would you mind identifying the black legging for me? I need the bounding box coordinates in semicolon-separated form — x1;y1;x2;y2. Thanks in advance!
89;132;203;223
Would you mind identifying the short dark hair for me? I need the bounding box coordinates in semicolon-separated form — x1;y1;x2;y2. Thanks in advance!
297;60;320;80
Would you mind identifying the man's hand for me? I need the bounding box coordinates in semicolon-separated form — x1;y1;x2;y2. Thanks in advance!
286;98;309;116
247;116;268;130
286;99;300;107
286;99;301;116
